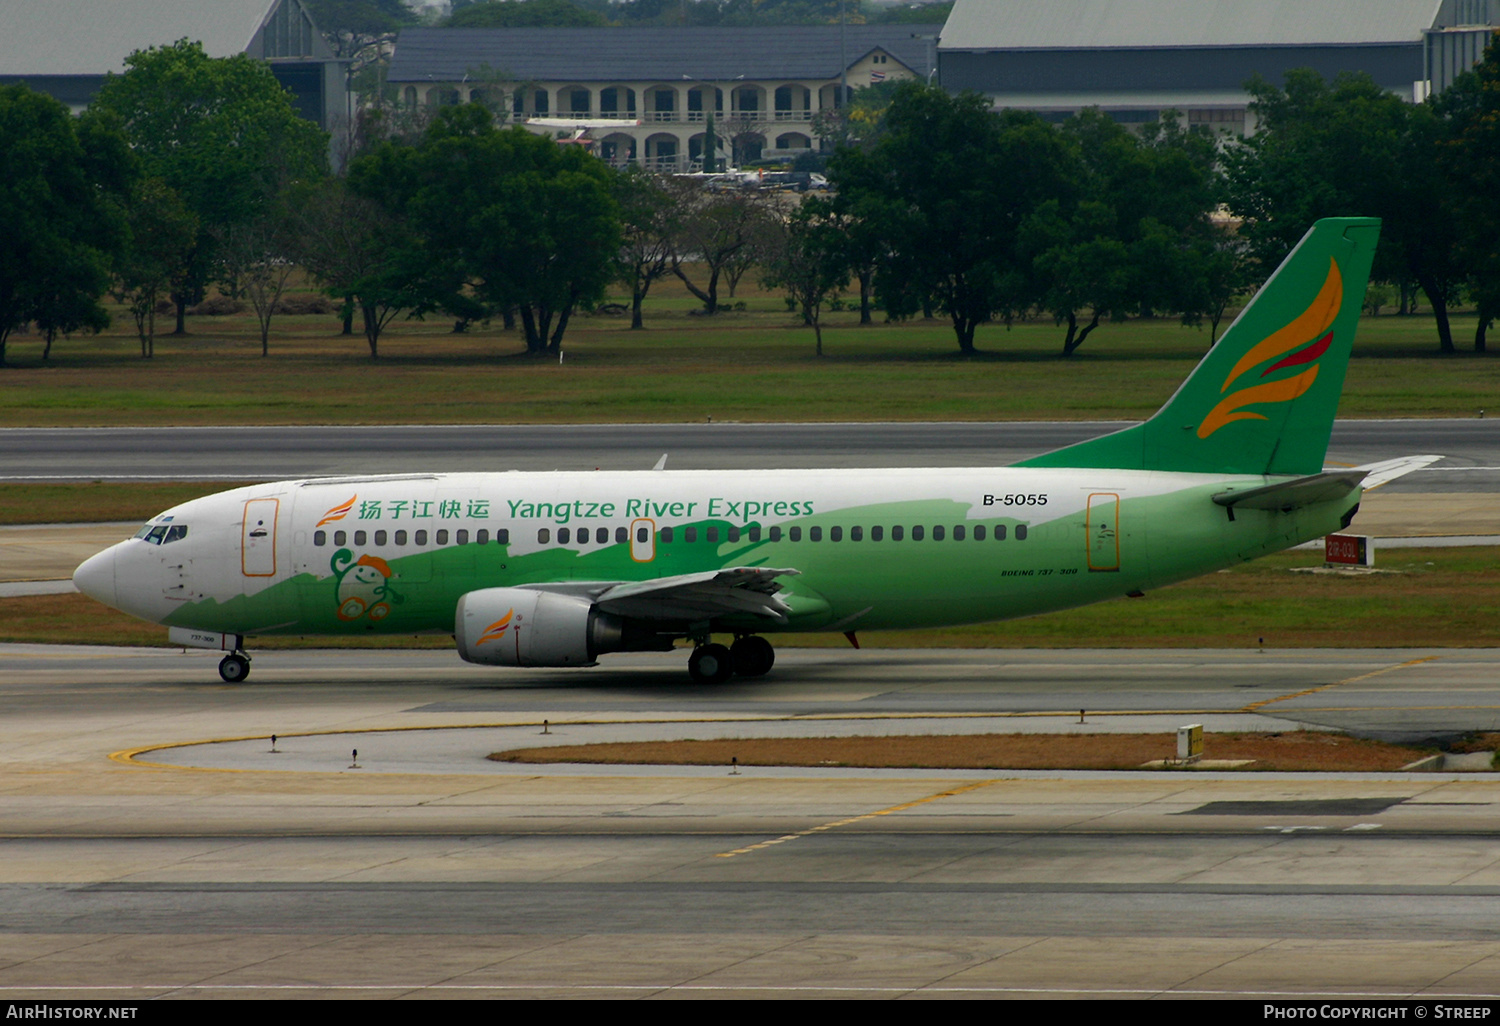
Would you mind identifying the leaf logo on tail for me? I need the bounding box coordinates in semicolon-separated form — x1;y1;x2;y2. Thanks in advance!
317;495;358;528
477;611;515;645
1197;258;1343;440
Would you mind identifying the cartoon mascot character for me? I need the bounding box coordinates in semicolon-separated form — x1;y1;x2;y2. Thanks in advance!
330;550;402;622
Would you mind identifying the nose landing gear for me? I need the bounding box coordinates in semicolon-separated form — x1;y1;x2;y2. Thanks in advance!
218;651;251;683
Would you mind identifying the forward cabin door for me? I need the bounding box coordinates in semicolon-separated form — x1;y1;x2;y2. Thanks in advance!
1086;493;1120;572
242;498;280;577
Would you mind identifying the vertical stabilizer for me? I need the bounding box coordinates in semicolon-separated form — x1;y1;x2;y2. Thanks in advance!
1019;217;1381;476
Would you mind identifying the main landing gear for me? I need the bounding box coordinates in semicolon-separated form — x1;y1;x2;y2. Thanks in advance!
218;651;251;683
687;635;775;684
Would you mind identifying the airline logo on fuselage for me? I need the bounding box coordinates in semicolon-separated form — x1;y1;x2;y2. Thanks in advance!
317;495;358;527
1197;257;1344;439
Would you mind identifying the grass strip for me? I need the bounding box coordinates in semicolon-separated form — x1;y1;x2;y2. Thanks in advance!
0;482;241;525
0;275;1493;426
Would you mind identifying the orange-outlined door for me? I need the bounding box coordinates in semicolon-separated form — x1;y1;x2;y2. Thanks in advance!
1086;493;1120;572
630;518;656;562
242;498;279;577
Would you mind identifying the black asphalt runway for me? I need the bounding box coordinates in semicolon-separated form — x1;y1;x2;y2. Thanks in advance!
1;419;1497;490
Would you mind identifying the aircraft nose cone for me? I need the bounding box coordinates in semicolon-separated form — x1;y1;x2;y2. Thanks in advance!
73;546;118;608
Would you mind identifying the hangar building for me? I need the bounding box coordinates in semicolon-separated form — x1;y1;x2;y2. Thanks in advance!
937;0;1500;133
0;0;348;136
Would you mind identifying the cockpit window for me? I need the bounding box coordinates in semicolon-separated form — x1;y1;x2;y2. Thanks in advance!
135;523;188;545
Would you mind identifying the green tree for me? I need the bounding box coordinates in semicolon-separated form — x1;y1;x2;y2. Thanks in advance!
91;39;329;335
111;178;198;359
1435;34;1500;353
667;182;775;315
0;87;131;366
1224;69;1465;353
217;206;299;358
761;198;851;356
353;104;620;353
1024;110;1226;356
289;178;439;358
303;0;414;71
613;167;678;329
831;82;1077;353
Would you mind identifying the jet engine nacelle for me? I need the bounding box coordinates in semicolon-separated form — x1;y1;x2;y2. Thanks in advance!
455;587;625;667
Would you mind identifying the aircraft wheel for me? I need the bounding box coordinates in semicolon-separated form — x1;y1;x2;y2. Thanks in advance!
218;653;250;683
688;643;734;684
731;636;775;677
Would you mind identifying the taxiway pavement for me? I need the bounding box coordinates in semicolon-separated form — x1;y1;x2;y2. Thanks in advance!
3;644;1500;997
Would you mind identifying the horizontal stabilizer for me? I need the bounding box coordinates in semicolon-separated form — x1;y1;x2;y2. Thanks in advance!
1212;471;1365;512
1354;454;1443;491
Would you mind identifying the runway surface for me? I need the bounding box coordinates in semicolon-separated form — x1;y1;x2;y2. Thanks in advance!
2;420;1498;490
5;643;1500;998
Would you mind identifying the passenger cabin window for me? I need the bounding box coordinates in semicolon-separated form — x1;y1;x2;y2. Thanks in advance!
314;530;326;546
932;526;944;541
456;529;469;545
994;525;1007;540
727;526;740;543
395;530;407;546
871;526;883;541
788;527;802;542
749;527;762;542
374;530;387;545
661;526;674;543
891;526;904;541
769;526;782;542
476;529;489;545
684;526;697;543
1016;524;1028;541
809;527;822;542
416;530;428;545
538;528;551;543
974;525;986;541
335;530;347;546
436;530;449;545
953;525;965;541
617;527;629;543
354;531;367;546
706;527;719;543
497;529;509;545
912;526;925;541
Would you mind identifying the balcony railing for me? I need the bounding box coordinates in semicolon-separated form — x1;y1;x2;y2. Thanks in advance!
542;109;818;124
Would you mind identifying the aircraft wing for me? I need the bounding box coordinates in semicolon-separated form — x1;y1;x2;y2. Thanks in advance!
1354;454;1444;491
524;567;801;623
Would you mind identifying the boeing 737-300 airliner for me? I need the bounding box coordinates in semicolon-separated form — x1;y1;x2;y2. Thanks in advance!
73;217;1432;683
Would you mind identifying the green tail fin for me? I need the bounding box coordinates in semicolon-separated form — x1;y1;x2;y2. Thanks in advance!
1018;217;1381;476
